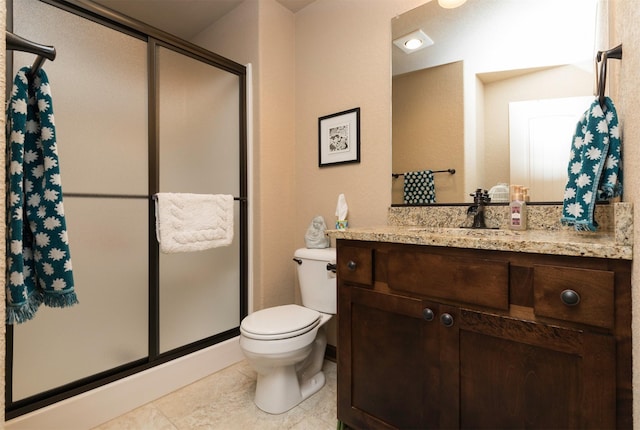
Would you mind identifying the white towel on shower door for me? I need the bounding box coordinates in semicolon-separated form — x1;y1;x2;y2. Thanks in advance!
155;193;234;253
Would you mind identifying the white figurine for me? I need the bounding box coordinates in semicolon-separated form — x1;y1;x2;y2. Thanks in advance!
305;216;330;249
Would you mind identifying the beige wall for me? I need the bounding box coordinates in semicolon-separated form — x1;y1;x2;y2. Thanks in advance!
613;0;640;427
392;62;465;204
256;0;297;309
293;0;426;237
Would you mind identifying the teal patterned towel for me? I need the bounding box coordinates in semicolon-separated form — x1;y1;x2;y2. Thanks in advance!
403;170;436;204
6;67;77;324
561;97;622;231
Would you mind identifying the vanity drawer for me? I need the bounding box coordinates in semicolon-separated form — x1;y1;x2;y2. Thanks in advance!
387;250;509;310
533;265;614;329
338;245;373;286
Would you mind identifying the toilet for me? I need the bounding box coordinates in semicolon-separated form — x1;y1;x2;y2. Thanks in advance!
239;247;336;414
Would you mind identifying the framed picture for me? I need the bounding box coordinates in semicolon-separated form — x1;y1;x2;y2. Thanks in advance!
318;107;360;167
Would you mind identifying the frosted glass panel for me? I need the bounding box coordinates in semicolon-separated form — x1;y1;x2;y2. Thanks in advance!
13;198;148;400
13;0;148;195
158;47;241;352
158;47;240;194
11;0;150;402
159;206;241;352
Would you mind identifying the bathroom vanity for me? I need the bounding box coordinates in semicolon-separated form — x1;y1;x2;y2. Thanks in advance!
330;204;633;429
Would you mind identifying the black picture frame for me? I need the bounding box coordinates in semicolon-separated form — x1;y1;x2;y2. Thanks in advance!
318;107;360;167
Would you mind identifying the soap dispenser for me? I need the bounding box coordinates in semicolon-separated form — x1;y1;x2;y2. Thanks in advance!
509;185;527;230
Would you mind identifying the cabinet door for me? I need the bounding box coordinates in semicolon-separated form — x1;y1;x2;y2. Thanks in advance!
454;307;616;429
338;285;443;429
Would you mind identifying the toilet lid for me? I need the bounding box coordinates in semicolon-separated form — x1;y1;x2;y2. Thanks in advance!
241;304;321;340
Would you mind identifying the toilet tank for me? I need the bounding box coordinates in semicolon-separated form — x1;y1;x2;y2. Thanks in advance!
294;248;337;314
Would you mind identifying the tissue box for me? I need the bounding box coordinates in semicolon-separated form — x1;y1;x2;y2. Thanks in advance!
336;220;348;230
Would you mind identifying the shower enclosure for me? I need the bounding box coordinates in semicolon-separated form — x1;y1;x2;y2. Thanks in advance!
6;0;247;419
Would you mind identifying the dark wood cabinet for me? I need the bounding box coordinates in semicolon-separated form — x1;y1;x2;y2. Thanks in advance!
337;240;632;429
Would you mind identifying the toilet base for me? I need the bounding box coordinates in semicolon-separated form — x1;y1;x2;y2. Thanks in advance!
252;326;329;414
254;368;326;414
300;369;325;400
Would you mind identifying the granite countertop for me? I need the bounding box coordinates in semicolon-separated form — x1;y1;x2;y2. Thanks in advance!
328;226;631;260
327;203;633;260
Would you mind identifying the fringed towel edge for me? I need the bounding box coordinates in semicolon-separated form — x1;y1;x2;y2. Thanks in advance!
6;290;79;325
43;291;79;309
6;290;44;325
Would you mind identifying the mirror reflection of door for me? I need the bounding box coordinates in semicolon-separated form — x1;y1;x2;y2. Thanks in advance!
509;96;593;202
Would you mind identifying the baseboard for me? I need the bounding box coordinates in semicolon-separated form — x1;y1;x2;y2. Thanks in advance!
325;344;336;362
5;337;244;430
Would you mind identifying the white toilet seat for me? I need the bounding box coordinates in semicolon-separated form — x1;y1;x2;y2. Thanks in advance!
241;304;321;340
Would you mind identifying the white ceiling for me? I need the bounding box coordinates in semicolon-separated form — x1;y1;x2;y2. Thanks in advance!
91;0;317;40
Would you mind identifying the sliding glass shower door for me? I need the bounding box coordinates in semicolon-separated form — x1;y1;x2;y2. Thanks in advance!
157;46;241;353
11;0;149;401
7;0;247;417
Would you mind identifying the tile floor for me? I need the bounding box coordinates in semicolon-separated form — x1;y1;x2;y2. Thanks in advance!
92;359;338;430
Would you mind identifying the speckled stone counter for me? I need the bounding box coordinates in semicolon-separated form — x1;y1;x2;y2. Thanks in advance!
328;202;632;260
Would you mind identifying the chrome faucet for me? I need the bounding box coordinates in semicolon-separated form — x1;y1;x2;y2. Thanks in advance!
466;188;491;229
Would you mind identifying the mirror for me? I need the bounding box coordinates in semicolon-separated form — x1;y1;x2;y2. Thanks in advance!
392;0;601;205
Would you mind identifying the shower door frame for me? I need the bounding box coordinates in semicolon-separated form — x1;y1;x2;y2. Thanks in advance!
5;0;248;419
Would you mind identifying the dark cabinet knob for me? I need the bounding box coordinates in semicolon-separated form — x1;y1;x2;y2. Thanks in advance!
560;289;581;306
347;260;357;271
422;308;435;321
440;313;454;327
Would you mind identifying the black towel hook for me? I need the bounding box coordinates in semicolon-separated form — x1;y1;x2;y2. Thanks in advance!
5;31;56;80
596;44;622;108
